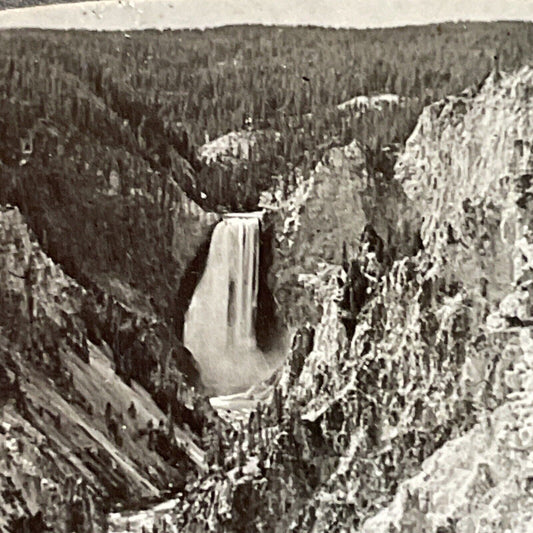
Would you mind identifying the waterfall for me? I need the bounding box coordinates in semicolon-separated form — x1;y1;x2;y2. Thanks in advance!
184;213;273;394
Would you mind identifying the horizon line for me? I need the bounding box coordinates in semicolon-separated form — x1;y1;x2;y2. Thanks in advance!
0;0;531;32
0;17;531;32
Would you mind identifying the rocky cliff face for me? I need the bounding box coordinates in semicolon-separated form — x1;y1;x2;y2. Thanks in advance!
0;206;209;531
357;65;533;533
261;138;419;326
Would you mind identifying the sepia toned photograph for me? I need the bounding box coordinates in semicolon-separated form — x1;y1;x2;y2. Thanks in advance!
0;0;533;531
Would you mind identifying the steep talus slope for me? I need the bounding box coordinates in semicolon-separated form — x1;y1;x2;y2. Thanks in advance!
0;206;208;531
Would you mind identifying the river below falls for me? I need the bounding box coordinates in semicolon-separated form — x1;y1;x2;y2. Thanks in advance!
107;376;279;532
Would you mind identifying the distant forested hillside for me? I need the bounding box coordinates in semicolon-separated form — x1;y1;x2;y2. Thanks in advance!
2;23;532;204
0;0;84;8
0;22;532;319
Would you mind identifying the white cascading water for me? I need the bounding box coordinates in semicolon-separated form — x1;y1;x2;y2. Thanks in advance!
184;213;273;394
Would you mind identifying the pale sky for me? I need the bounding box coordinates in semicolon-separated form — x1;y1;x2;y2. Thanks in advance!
0;0;532;30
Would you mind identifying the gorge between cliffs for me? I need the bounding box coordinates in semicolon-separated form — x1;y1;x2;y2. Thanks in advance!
0;20;533;533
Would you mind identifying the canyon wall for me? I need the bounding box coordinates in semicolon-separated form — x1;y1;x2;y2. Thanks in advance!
0;206;208;531
358;65;533;533
154;66;533;532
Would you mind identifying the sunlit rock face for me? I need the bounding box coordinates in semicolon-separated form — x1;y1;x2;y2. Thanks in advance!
262;138;416;326
358;66;533;533
199;129;281;165
277;262;346;408
396;68;533;301
336;92;404;112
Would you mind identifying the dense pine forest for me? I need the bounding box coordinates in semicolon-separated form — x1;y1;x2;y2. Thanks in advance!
0;22;532;321
2;23;533;203
2;23;533;200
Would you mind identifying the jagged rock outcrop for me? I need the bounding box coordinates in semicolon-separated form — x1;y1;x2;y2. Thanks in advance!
356;65;533;533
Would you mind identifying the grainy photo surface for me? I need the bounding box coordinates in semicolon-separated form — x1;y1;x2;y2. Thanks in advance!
0;1;533;532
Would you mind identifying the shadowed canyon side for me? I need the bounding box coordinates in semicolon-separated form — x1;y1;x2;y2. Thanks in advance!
0;206;210;532
184;214;283;394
